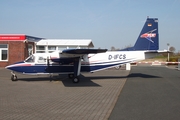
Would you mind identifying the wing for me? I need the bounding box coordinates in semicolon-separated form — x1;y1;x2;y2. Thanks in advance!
51;49;107;64
62;48;107;54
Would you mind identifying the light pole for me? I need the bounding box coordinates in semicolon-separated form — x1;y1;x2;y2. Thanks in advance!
167;43;170;62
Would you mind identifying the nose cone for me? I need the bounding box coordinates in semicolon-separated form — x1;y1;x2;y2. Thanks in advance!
5;65;10;69
5;64;18;71
5;61;25;71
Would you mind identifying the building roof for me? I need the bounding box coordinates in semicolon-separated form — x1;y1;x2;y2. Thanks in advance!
0;34;43;42
0;34;94;48
36;39;94;48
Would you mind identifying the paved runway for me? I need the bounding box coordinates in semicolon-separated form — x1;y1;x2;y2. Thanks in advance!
1;66;180;120
109;66;180;120
0;67;129;120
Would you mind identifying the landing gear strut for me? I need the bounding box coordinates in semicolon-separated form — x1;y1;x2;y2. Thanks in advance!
11;71;17;81
72;57;81;83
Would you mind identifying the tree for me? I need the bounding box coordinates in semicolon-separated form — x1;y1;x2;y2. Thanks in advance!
110;46;120;51
111;46;116;51
120;44;132;50
169;46;175;53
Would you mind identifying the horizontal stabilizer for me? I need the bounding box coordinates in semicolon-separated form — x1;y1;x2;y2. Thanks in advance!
144;50;170;59
145;50;171;53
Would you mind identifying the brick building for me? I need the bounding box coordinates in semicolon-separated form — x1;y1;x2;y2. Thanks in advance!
0;34;42;67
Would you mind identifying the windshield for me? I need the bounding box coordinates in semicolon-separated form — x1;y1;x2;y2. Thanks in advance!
25;55;35;63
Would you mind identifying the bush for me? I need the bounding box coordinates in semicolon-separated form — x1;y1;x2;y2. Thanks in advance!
166;57;180;65
168;57;178;62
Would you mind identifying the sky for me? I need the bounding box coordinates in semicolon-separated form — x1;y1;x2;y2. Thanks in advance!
0;0;180;51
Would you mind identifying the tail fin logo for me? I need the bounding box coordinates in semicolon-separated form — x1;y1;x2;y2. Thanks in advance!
140;29;157;43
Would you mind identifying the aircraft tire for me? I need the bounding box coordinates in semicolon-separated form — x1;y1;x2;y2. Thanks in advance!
68;74;74;79
115;65;120;70
73;77;79;83
11;75;17;81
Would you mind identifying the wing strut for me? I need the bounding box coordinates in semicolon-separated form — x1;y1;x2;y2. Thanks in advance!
73;57;81;83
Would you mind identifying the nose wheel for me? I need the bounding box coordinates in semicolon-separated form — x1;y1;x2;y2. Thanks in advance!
11;72;18;81
11;75;17;81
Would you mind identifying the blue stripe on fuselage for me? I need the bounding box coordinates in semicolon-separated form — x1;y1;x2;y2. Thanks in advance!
8;60;132;74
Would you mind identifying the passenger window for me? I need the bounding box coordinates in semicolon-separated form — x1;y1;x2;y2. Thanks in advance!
38;57;46;63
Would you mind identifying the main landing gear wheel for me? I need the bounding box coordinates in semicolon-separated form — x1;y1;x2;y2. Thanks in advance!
72;77;79;83
68;74;74;79
11;75;17;81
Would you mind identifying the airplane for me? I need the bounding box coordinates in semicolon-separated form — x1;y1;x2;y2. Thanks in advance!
6;17;161;83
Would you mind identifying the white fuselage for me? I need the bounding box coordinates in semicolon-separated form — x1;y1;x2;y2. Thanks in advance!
6;50;155;74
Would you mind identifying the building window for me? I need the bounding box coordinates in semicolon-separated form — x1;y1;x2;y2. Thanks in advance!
0;44;8;61
28;44;33;56
48;46;56;50
58;46;66;51
48;46;56;53
36;46;45;53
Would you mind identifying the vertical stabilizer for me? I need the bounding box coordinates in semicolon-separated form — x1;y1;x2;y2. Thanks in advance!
121;17;159;51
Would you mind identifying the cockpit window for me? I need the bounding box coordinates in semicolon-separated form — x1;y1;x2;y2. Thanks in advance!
25;55;35;62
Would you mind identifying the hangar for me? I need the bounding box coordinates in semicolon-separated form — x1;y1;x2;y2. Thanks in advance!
0;34;94;67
